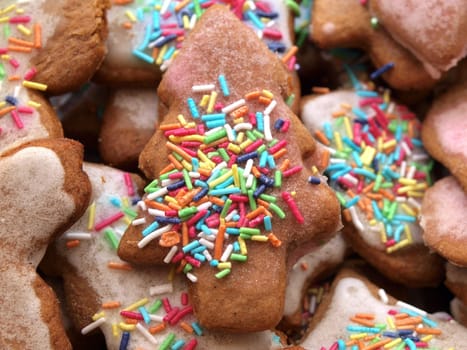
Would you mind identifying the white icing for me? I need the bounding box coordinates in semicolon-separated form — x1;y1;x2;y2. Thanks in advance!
300;277;467;348
56;163;283;350
0;146;75;349
112;89;159;128
283;233;346;316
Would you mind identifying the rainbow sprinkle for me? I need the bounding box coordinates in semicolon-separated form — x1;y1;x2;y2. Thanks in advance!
321;302;452;350
115;0;297;72
133;75;310;280
0;2;45;137
316;89;433;253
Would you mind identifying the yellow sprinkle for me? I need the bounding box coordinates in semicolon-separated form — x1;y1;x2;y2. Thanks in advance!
119;322;136;331
380;226;387;243
92;311;105;321
123;217;132;226
232;164;240;187
238;237;247;255
16;8;24;14
227;143;241;154
197;150;215;168
169;134;204;143
0;101;5;108
177;114;187;126
251;235;268;242
333;131;343;151
156;44;167;65
122;197;130;208
386;315;395;330
383;89;391;104
232;117;245;124
401;203;416;216
17;24;31;36
164;195;178;204
87;201;96;230
199;94;210;108
361;146;376;166
399;178;417;186
27;100;41;108
1;54;10;60
217;262;232;269
368;219;377;226
407;191;424;198
239;139;252;150
22;80;48;91
311;166;319;175
340;102;352;110
413;182;428;190
397;185;413;194
125;10;137;22
207;91;217;113
182;14;190;29
123;298;149;311
181;159;193;171
350;333;367;340
384;337;401;348
236;131;245;144
185;121;196;128
405;225;413;243
112;323;119;337
343;117;353;139
291;191;296;196
383;139;397;150
0;16;9;23
262;89;274;99
386;239;410;253
1;4;16;14
209;170;233;188
421;335;433;342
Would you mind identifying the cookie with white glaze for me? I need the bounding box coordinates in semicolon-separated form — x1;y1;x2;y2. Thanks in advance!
117;4;341;333
0;138;91;349
43;162;287;350
301;89;445;287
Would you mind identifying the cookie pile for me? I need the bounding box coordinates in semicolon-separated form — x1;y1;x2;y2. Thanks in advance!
2;0;467;349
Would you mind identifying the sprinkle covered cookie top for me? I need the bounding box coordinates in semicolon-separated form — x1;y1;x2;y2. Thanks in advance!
109;0;297;72
131;75;317;281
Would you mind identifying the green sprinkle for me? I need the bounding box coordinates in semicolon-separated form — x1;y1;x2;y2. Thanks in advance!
239;227;261;235
122;207;138;219
240;233;252;239
215;268;231;279
387;201;398;221
335;192;347;206
285;0;301;16
259;193;277;203
148;299;162;314
274;170;282;187
257;144;267;154
247;189;257;210
182;169;193;190
296;27;308;47
144;179;159;193
252;129;264;139
239;169;247;194
104;228;119;250
230;253;247;262
268;203;286;219
183;263;193;273
220;198;233;218
373;173;383;191
159;332;176;350
0;62;5;80
159;169;178;180
246;130;257;141
3;23;10;38
286;93;295;107
218;148;230;162
178;206;198;218
204;128;227;144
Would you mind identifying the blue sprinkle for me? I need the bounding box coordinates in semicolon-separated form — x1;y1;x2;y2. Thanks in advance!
258;174;274;187
237;151;258;163
171;339;186;350
233;241;240;252
370;62;395;80
191;245;206;254
138;306;151;324
226;227;240;235
182;240;201;253
194;253;206;262
393;214;416;222
163;45;176;61
191;322;203;336
422;316;438;328
110;196;121;208
245;10;264;29
267;42;286;53
372;201;384;221
345;195;360;208
267;155;276;169
119;331;130;350
323;121;333;140
403;338;417;350
5;95;17;105
132;49;154;64
167;180;186;191
337;339;346;350
206;119;226;129
259;150;268;167
155;216;181;225
138;22;152;50
218;75;230;97
352;107;367;120
187;98;199;118
201;224;212;235
153;10;160;30
253;183;267;198
394;225;405;242
274;119;285;130
264;216;272;231
210;259;219;267
193;187;209;202
256;112;264;131
346;325;380;333
154;33;177;48
201;113;226;121
308;176;321;185
142;221;160;237
255;9;278;19
209;187;241;196
356;90;379;97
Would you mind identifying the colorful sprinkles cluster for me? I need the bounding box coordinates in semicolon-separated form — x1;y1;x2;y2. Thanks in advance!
0;2;46;135
322;298;453;350
316;88;432;253
132;75;314;281
114;0;298;71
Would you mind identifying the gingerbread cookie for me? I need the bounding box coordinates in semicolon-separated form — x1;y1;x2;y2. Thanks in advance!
0;1;108;155
371;0;467;79
451;298;467;329
310;0;435;90
301;89;445;287
0;138;91;349
421;81;467;193
117;4;341;332
98;88;159;170
445;262;467;307
420;176;467;267
43;162;287;350
298;267;467;349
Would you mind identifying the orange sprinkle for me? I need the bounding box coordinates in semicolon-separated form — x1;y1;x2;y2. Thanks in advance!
8;75;20;81
145;200;172;211
394;313;409;320
362;338;392;350
209;196;225;207
342;208;352;222
108;262;132;271
0;106;16;117
246;206;265;220
159;162;176;175
124;318;138;325
152;47;159;60
321;149;330;169
175;0;191;11
197;167;211;177
415;327;442;335
167;154;183;170
8;45;32;53
366;193;383;201
33;23;42;48
300;262;308;271
251;166;261;178
178;189;199;207
122;21;133;29
332;110;348;118
245;91;261;100
166;141;192;162
214;224;226;260
363;182;375;193
159;122;182;131
159;231;181;247
345;339;358;347
397;325;416;330
272;148;287;160
182;222;189;246
314;130;331;146
268;232;282;247
279;158;290;172
66;240;80;249
281;45;298;64
102;301;121;309
257;199;270;208
350;316;375;327
258;96;271;105
355;313;375;320
8;37;35;47
312;86;331;94
396;317;423;326
167;201;182;211
230;105;249;119
378;189;395;201
191;196;209;207
180;321;194;334
113;0;134;4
